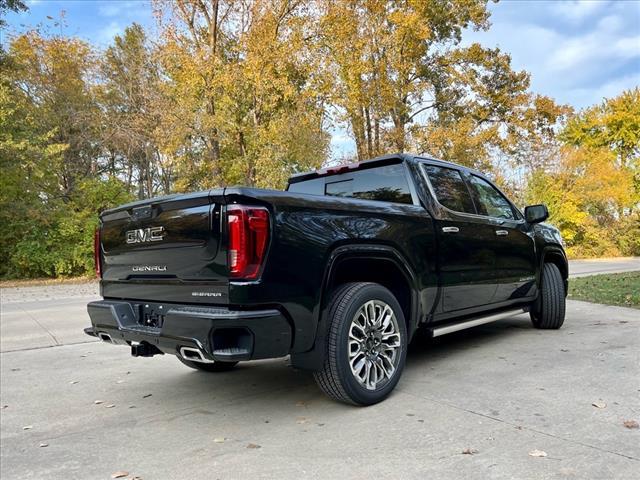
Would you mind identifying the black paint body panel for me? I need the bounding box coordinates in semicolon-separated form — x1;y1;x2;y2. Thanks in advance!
89;154;568;370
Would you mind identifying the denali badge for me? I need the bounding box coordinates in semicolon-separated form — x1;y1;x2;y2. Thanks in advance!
132;265;167;272
126;226;165;244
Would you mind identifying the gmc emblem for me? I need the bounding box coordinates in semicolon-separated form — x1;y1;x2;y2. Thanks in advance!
126;226;165;244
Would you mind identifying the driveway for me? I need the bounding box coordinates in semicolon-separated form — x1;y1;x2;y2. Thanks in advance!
1;281;638;479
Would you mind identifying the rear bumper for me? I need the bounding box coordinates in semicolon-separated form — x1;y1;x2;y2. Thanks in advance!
85;300;292;362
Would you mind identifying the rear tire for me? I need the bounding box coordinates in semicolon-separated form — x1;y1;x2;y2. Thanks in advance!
177;356;238;372
530;263;566;329
313;282;407;406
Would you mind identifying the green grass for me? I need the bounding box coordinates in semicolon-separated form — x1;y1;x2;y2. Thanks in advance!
569;271;640;309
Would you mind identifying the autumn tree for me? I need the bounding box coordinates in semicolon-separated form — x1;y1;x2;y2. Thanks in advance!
154;0;329;190
525;89;640;257
0;31;131;277
97;23;171;198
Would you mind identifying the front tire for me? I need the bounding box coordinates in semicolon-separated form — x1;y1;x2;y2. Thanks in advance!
530;263;566;329
177;356;238;372
313;282;407;406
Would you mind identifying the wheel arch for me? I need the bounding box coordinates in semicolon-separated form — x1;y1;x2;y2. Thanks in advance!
541;246;569;295
291;243;420;371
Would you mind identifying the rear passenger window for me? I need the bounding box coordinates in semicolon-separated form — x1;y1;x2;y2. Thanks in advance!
423;165;475;214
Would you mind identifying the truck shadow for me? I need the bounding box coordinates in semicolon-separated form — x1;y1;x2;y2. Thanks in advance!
148;316;535;408
407;316;534;361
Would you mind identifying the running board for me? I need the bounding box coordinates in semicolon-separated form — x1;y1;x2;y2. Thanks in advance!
431;308;527;337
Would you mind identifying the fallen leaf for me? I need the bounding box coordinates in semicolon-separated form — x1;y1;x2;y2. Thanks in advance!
462;448;478;455
105;404;116;409
23;425;33;430
529;449;547;457
111;472;129;479
623;420;639;429
69;380;79;385
1;405;7;410
39;443;48;448
406;413;415;417
94;400;103;405
246;443;261;449
213;437;225;443
592;401;606;409
143;394;152;398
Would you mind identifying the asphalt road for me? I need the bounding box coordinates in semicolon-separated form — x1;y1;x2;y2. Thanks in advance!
1;262;639;479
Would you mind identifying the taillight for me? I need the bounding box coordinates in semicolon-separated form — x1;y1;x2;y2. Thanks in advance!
94;228;102;278
227;205;270;280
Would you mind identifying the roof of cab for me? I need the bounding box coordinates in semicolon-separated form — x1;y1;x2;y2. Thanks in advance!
287;152;474;184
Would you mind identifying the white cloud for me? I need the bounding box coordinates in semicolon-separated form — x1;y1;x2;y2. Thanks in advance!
98;1;144;18
568;72;640;108
550;0;610;24
548;30;640;74
98;21;123;43
463;2;640;108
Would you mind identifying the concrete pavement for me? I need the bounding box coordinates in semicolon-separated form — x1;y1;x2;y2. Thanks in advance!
569;257;640;277
1;282;639;479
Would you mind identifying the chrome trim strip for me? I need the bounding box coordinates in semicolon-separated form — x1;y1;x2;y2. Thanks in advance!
432;309;526;337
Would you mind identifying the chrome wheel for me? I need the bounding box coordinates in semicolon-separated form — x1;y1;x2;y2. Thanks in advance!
348;300;401;390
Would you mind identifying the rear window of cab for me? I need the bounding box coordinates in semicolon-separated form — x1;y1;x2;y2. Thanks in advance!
288;163;413;205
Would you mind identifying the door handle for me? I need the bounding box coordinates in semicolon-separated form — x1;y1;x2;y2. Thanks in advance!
495;230;509;236
442;226;459;233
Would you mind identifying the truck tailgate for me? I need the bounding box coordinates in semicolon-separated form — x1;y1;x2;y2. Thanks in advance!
98;189;229;304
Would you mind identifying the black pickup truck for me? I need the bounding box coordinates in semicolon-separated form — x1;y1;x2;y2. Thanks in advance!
86;153;567;405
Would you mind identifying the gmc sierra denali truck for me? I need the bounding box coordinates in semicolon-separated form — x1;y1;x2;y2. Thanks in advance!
86;153;568;405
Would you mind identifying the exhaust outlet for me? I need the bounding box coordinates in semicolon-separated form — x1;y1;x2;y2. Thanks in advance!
98;332;112;343
179;346;215;363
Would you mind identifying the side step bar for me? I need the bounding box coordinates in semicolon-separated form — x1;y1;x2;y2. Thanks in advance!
431;308;527;338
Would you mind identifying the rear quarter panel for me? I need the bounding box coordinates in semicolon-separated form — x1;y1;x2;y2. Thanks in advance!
225;188;438;352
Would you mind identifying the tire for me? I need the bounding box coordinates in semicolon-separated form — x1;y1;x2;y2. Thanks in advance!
176;356;238;372
313;282;408;406
530;263;566;329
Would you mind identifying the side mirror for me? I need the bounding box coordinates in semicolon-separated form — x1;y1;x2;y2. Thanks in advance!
524;204;549;224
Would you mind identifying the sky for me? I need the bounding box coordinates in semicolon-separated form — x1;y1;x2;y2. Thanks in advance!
3;0;640;158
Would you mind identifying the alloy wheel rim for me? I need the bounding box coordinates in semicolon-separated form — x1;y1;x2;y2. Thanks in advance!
348;300;401;391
